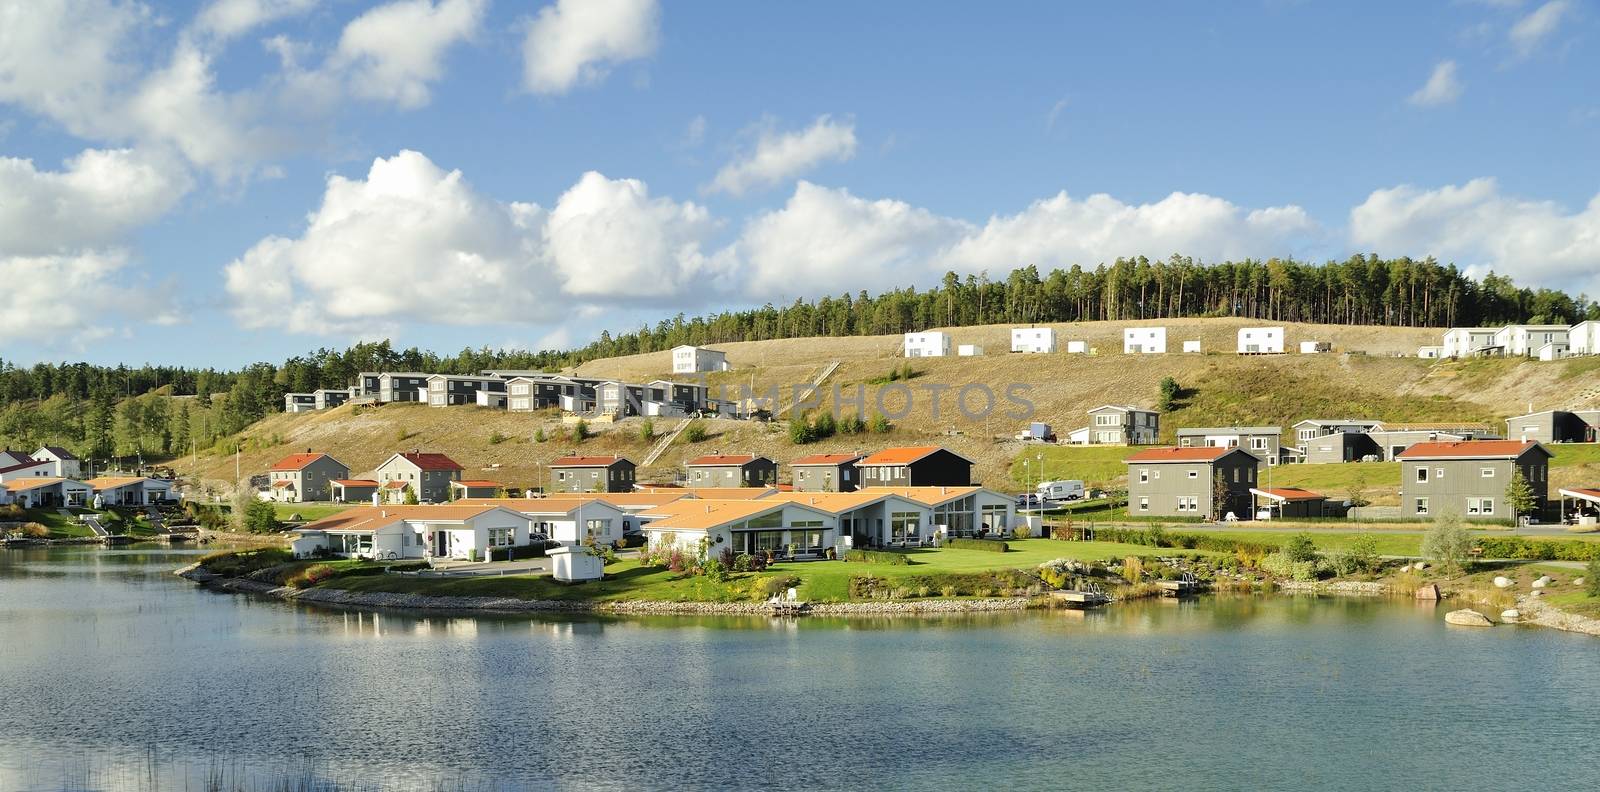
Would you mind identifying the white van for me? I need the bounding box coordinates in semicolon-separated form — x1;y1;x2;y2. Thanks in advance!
1036;480;1085;502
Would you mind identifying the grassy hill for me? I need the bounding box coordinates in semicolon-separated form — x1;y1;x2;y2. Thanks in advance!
171;317;1600;496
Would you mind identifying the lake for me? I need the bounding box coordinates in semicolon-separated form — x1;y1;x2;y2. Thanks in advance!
3;544;1599;791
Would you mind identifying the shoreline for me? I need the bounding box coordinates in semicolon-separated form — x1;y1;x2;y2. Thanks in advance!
175;562;1600;634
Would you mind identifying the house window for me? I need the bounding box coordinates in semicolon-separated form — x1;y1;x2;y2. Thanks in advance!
489;528;514;546
1435;468;1445;480
1138;469;1149;484
1250;437;1269;450
1466;498;1495;516
1415;498;1429;515
1415;467;1429;483
1187;470;1198;479
1481;468;1494;478
1138;497;1149;512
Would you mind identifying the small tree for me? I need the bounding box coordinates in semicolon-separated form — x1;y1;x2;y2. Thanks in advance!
1211;470;1230;521
788;416;815;445
1504;469;1537;526
243;499;282;534
1587;555;1600;598
1421;512;1473;578
229;484;255;532
869;413;892;433
533;427;546;443
1157;377;1180;412
684;422;707;443
1283;533;1318;563
840;413;866;435
813;411;836;439
572;420;590;441
1346;471;1371;509
402;484;420;505
639;419;655;443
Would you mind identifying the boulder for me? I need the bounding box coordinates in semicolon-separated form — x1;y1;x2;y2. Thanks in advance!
1493;576;1513;589
1532;576;1551;589
1414;583;1441;600
1445;609;1493;627
1531;590;1545;597
1500;609;1521;622
1414;562;1429;571
1574;577;1586;587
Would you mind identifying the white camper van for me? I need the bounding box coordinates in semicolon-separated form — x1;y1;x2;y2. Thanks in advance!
1036;480;1086;502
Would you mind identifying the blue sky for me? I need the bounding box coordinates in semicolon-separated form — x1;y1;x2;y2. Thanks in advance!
1;0;1597;367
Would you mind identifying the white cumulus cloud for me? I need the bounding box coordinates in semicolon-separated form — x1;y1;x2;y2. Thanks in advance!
0;148;191;256
1409;60;1463;107
1350;178;1600;296
330;0;485;109
0;251;180;347
708;115;858;196
192;0;320;45
546;171;721;299
1510;0;1572;57
522;0;659;95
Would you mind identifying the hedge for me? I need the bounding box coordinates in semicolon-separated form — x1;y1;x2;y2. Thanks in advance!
945;538;1009;552
849;570;1038;599
1088;526;1275;556
844;549;911;565
1474;536;1600;562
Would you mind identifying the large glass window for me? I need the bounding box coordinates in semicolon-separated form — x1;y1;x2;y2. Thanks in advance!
744;511;783;530
890;511;920;543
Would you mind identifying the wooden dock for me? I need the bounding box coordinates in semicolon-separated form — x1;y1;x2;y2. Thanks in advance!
1158;573;1201;597
1049;585;1110;608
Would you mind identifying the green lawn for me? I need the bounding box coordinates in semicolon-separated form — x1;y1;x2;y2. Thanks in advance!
1008;446;1145;489
23;508;94;538
272;503;357;521
324;538;1190;604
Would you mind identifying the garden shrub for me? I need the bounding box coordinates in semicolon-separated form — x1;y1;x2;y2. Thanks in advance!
759;575;801;598
19;522;48;538
1259;552;1318;582
848;570;1036;599
1588;556;1600;598
844;549;911;565
1282;533;1318;563
287;564;337;589
945;537;1008;552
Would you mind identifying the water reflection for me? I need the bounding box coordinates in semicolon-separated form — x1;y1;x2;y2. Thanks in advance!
3;545;1599;791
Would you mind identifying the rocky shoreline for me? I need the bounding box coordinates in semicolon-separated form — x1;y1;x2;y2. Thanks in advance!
175;564;1034;616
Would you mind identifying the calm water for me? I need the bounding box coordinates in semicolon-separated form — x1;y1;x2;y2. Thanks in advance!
2;544;1599;791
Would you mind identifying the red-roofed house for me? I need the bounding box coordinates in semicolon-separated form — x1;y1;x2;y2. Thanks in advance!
1125;446;1259;519
788;453;862;492
1249;486;1329;519
1398;440;1551;523
686;453;777;488
266;452;349;502
374;452;464;503
548;455;637;493
857;446;973;487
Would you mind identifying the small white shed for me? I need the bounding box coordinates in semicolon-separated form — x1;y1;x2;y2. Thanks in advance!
549;544;604;582
1299;341;1331;354
958;344;984;357
1182;340;1201;353
1065;340;1087;354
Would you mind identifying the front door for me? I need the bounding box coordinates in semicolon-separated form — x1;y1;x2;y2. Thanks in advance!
432;531;449;557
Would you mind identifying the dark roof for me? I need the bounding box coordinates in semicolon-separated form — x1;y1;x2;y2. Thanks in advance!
858;446;974;466
687;454;771;467
37;446;78;460
789;453;862;466
394;452;463;471
550;455;634;468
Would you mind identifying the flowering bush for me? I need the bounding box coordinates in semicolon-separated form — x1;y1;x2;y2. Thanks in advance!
1036;558;1085;589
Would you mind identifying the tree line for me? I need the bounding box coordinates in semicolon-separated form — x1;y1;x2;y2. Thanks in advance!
0;255;1591;461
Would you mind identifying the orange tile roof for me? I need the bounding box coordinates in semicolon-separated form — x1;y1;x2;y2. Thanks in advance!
1124;447;1238;463
858;446;945;465
298;505;505;533
84;476;149;489
686;454;769;466
550;455;632;467
1558;487;1600;500
269;452;332;472
1396;440;1546;460
640;499;814;531
856;485;986;507
3;477;76;492
393;452;462;471
789;453;862;466
635;486;776;500
1253;487;1325;502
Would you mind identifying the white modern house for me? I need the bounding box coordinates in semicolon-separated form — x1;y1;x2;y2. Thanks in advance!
1065;340;1088;354
1299;340;1331;354
1010;327;1056;353
1237;327;1284;354
458;496;633;546
641;498;842;559
1182;340;1201;353
957;344;984;357
29;447;81;478
671;345;731;374
1572;321;1600;356
1497;325;1569;357
1440;327;1501;358
1123;327;1166;354
288;504;533;561
903;331;951;358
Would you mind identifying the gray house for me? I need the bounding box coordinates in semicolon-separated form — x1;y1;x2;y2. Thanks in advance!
377;373;431;403
857;446;974;487
1175;426;1286;465
313;388;352;410
1505;409;1600;444
686;454;777;488
1397;440;1552;523
266;452;349;503
1365;423;1495;461
374;452;463;503
1077;404;1160;445
1294;419;1383;464
789;453;862;492
426;375;505;407
506;375;574;411
548;455;637;493
284;393;315;413
1125;446;1260;519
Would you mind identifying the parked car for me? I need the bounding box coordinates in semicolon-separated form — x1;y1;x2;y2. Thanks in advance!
1015;493;1042;509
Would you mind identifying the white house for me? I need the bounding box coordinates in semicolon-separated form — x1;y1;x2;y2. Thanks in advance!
1066;340;1088;354
1182;340;1201;353
671;345;731;374
1418;345;1443;359
1123;327;1166;354
1537;341;1569;361
1;477;92;508
957;344;984;357
1571;321;1600;356
84;476;175;506
641;498;842;560
1010;327;1056;354
763;491;935;548
903;331;951;358
1237;327;1285;354
457;496;633;546
859;486;1020;538
288;504;533;561
1299;341;1331;354
1497;325;1569;357
1440;327;1501;358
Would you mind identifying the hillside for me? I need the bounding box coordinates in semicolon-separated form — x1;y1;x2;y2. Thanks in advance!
172;318;1600;495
